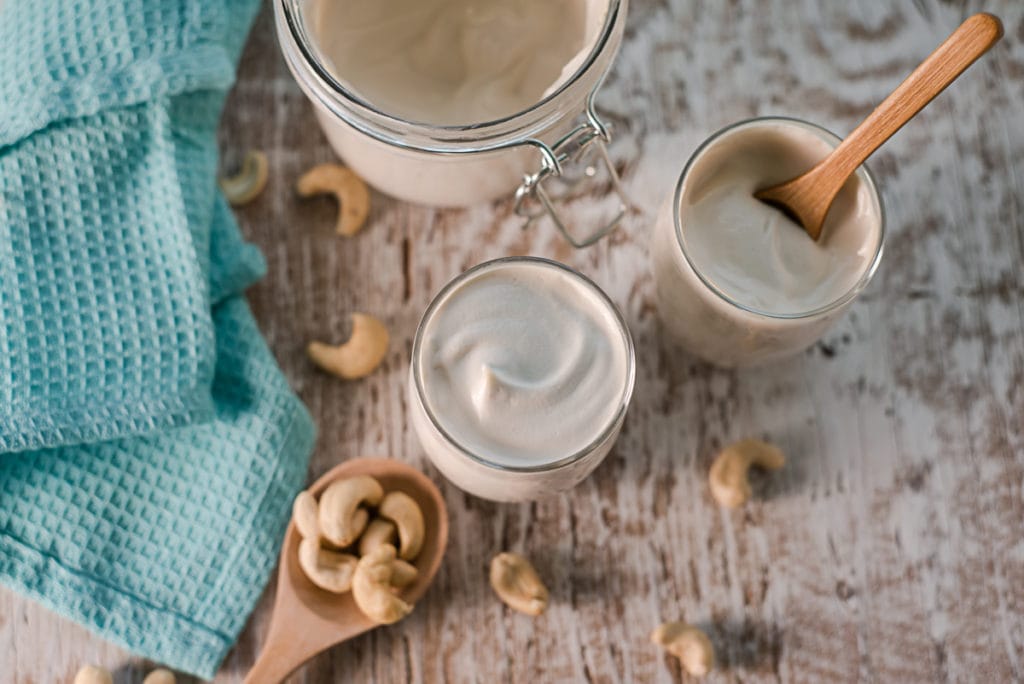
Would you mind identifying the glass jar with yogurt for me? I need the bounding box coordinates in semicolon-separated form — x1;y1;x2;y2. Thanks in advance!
651;117;886;368
275;0;630;246
409;257;635;501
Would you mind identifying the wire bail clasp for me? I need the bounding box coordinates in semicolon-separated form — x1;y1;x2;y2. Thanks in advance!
513;93;629;249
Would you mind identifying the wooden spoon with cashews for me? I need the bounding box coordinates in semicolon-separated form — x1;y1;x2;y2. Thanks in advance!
756;13;1003;240
244;458;448;684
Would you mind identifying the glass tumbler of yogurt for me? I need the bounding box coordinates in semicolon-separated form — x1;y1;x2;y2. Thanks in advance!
275;0;631;245
409;257;636;502
651;117;886;367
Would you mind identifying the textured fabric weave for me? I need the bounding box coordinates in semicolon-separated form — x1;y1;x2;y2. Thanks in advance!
0;0;316;677
0;97;219;452
0;295;314;677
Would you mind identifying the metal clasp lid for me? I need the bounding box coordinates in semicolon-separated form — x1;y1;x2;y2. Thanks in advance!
513;92;629;249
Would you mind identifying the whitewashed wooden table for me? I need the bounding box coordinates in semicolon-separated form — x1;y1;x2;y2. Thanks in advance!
4;1;1023;682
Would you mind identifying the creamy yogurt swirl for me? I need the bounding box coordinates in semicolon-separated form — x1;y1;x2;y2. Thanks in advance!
414;259;630;469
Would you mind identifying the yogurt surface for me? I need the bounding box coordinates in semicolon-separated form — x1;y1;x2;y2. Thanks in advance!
312;0;605;126
679;121;882;315
414;259;630;469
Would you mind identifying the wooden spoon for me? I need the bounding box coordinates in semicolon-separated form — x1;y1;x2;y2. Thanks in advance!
755;13;1003;240
244;458;449;684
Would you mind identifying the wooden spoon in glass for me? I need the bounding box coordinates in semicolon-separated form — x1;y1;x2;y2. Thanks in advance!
755;13;1003;240
244;458;448;684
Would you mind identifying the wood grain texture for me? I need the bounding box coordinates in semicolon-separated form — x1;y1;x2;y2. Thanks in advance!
3;1;1023;682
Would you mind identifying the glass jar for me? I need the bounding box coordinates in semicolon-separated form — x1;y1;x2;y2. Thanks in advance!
275;0;630;247
409;257;636;502
651;117;886;367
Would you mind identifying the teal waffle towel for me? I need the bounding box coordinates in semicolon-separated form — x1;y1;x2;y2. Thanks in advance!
0;0;316;678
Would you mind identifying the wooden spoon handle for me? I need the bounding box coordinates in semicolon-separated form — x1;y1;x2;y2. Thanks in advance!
826;13;1003;181
244;644;303;684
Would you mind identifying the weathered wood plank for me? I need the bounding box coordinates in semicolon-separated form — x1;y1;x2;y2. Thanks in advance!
4;1;1023;682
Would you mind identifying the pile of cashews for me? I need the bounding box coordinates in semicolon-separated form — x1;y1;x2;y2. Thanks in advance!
292;475;425;625
293;474;553;626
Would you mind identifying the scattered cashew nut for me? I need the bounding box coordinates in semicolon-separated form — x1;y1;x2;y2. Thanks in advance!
389;558;419;588
352;544;414;624
318;475;384;547
142;669;177;684
489;552;548;616
74;666;113;684
651;622;715;677
296;163;370;236
308;313;389;380
378;491;425;560
358;518;397;557
219;150;268;206
708;439;785;508
298;538;359;593
292;490;320;541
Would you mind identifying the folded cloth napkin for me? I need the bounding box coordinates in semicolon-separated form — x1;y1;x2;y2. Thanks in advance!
0;0;261;451
0;0;316;678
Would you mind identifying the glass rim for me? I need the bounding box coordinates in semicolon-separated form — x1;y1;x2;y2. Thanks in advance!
672;115;887;320
277;0;623;149
411;256;636;474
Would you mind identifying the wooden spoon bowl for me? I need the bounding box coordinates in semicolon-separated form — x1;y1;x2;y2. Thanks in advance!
245;458;448;684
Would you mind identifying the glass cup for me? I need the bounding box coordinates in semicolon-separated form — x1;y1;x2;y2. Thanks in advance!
650;117;886;368
409;257;636;501
274;0;631;246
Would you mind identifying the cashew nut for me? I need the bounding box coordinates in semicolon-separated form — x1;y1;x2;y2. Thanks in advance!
292;490;320;541
73;666;113;684
708;439;785;508
142;669;176;684
308;313;389;380
219;150;268;206
489;552;548;616
378;491;425;560
390;558;419;588
298;538;359;593
358;518;397;556
352;544;414;624
318;475;384;547
296;163;370;236
651;622;714;677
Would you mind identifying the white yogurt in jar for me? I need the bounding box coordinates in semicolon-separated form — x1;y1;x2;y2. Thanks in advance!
276;0;623;207
312;0;600;126
409;257;634;501
651;118;884;367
